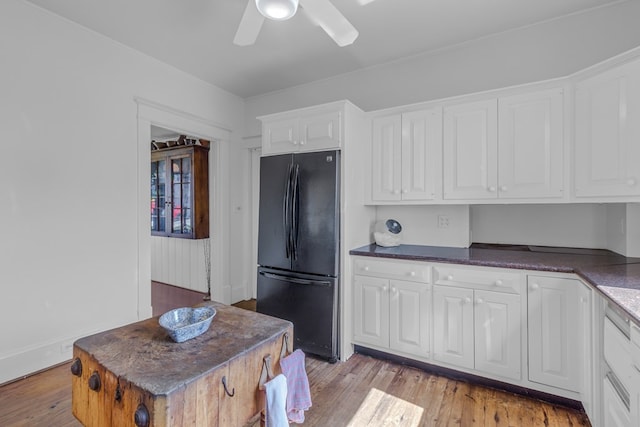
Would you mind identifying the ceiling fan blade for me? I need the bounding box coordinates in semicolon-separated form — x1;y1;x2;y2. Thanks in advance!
300;0;359;47
234;0;266;46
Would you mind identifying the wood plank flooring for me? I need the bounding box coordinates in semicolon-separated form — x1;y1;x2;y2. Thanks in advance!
0;352;590;426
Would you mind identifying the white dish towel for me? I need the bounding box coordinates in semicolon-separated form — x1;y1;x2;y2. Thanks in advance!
265;374;289;427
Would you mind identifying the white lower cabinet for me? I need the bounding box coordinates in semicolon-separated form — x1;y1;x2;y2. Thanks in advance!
433;285;521;380
353;273;431;359
603;376;632;427
433;285;474;369
353;275;389;348
630;323;640;427
474;290;521;380
527;275;582;392
351;257;620;427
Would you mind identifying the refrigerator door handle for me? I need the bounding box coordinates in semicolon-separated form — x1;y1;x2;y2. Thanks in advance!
260;271;332;287
291;163;300;260
283;163;293;259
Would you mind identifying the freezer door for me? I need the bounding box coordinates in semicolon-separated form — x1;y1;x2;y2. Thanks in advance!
257;154;294;270
291;151;340;276
256;268;338;361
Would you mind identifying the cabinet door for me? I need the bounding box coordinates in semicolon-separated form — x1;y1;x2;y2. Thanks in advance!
474;290;521;381
400;109;442;201
575;59;640;197
603;377;632;427
263;118;299;155
353;275;389;348
433;285;474;369
498;89;564;199
527;275;581;392
389;280;431;358
443;99;498;200
578;284;595;422
299;111;341;152
371;115;402;201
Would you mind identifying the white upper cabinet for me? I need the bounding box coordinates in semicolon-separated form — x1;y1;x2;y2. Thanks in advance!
401;109;442;201
574;59;640;198
299;111;342;152
371;115;402;201
443;90;564;201
498;89;564;199
262;117;299;154
371;108;442;202
443;99;498;200
261;106;342;155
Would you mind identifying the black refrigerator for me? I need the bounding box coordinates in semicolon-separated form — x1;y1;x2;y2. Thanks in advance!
256;150;340;362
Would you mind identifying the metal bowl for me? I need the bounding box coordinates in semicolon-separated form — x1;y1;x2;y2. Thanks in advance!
158;306;216;343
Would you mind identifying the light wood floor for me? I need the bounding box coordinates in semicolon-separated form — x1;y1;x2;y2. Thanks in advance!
0;352;590;426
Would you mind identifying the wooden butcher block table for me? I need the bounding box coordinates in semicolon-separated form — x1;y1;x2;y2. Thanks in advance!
71;301;293;427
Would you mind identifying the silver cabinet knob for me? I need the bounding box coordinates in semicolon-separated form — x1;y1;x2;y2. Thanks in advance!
446;275;454;281
488;186;496;192
476;298;484;304
530;283;539;290
627;178;636;186
500;186;508;192
463;297;472;304
363;266;370;272
408;271;416;277
495;280;503;286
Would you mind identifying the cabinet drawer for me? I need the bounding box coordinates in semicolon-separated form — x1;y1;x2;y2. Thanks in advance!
432;264;522;294
631;323;640;368
353;258;430;283
604;317;633;393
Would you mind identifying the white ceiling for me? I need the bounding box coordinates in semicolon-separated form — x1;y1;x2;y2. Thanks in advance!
26;0;622;99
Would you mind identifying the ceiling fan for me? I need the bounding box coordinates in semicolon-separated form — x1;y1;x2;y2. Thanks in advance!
234;0;360;47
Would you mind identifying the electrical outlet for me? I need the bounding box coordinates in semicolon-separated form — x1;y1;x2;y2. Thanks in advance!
437;215;450;229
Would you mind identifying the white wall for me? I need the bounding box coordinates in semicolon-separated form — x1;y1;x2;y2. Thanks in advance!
0;0;244;383
243;0;640;136
627;204;640;257
151;237;209;294
606;203;640;257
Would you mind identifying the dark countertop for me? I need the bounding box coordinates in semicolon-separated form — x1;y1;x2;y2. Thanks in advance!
74;301;292;396
350;243;640;324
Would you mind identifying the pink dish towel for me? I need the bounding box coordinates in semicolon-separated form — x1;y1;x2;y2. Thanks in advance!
280;349;312;424
264;374;288;427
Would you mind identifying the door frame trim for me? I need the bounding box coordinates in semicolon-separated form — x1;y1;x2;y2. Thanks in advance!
136;97;231;318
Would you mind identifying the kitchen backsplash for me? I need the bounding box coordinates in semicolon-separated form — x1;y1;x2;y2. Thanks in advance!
375;205;471;248
375;203;631;252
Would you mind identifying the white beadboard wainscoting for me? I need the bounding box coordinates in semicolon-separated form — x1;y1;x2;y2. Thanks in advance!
151;236;210;294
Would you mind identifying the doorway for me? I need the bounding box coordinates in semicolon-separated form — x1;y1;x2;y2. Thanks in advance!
136;98;231;318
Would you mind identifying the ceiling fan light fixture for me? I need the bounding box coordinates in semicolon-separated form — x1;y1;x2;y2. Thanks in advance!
255;0;299;21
